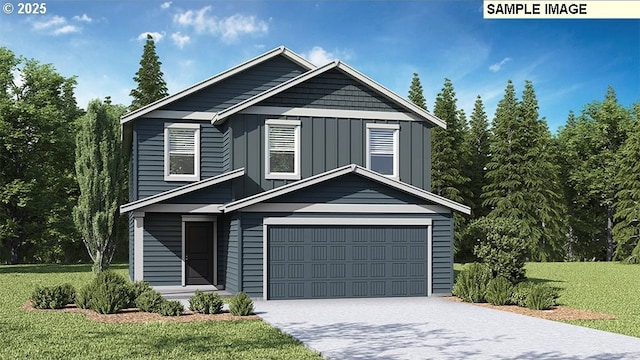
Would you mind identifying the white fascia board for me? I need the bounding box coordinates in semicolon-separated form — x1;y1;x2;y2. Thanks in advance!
352;167;471;214
143;204;223;213
144;110;216;121
242;203;451;214
240;106;423;122
119;168;245;213
221;164;356;212
334;62;447;129
212;61;339;124
120;46;315;125
263;217;432;226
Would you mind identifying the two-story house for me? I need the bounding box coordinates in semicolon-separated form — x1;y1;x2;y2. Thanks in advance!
120;46;470;300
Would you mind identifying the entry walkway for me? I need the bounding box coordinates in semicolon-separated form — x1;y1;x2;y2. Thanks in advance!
255;297;640;360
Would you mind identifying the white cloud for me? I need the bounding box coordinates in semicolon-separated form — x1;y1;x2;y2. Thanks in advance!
171;32;190;49
32;16;66;30
489;57;512;72
73;14;92;23
173;6;268;42
32;16;81;35
304;46;337;66
137;31;165;42
160;1;172;9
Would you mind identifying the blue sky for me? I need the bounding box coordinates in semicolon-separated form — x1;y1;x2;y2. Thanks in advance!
1;1;638;132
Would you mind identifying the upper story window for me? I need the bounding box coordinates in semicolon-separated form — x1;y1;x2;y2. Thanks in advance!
366;123;399;178
164;123;200;182
265;119;301;180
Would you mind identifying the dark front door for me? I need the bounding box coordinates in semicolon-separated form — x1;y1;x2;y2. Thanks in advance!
185;222;214;285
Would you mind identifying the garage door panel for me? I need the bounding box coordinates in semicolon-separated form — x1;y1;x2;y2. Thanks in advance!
268;225;428;299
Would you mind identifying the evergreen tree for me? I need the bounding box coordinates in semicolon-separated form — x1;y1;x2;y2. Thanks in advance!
483;80;564;260
74;100;126;273
408;73;427;111
613;107;640;261
467;95;491;218
129;34;168;111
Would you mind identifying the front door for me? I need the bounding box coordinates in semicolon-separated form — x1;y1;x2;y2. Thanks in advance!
185;222;214;285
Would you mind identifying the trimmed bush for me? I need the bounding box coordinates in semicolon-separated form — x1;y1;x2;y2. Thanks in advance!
511;282;534;307
229;292;254;316
525;284;559;310
157;300;184;316
75;282;94;309
452;262;491;303
485;277;513;306
135;289;164;313
31;284;76;309
87;271;130;314
127;281;152;307
189;290;223;314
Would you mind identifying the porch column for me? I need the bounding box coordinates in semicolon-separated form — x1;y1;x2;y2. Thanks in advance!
133;212;145;281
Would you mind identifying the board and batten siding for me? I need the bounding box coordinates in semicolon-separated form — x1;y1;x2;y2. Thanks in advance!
143;213;182;285
234;212;454;298
166;55;307;113
134;119;224;198
229;115;431;198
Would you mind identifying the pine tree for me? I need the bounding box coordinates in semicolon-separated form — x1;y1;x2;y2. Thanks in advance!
408;73;427;111
74;100;126;273
613;108;640;261
483;80;564;260
129;34;168;111
467;95;491;219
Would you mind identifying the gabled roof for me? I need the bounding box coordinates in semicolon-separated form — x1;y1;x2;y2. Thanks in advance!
221;164;470;214
211;60;446;129
120;168;245;213
120;46;315;124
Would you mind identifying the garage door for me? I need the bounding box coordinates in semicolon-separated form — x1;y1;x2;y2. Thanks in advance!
267;225;428;299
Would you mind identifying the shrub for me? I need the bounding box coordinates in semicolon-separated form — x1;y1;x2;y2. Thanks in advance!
189;290;223;314
31;284;76;309
485;277;513;306
229;292;254;316
87;271;130;314
127;281;152;307
157;300;184;316
525;284;559;310
135;289;164;313
452;262;491;303
511;282;535;307
75;282;94;309
470;217;529;284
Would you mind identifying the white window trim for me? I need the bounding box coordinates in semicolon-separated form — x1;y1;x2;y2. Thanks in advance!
265;119;301;180
164;123;201;182
366;123;400;179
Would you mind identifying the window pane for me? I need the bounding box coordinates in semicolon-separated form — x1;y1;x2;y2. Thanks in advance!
370;154;394;175
169;129;195;153
369;129;394;154
270;152;294;173
170;154;195;175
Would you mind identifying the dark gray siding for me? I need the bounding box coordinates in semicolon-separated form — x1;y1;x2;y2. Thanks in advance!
222;125;232;173
230;115;431;197
143;213;182;285
217;215;229;288
233;212;453;298
166;56;306;112
162;181;233;204
269;173;420;204
130;127;138;202
262;68;405;112
225;214;240;293
128;212;134;281
135;119;224;198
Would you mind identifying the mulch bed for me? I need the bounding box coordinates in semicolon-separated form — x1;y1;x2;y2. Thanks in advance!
22;301;260;324
444;296;616;321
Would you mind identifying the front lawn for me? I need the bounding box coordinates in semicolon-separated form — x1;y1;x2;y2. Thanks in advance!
0;264;321;359
525;262;640;338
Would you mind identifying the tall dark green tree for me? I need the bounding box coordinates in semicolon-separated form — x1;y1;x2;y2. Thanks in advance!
483;80;564;261
613;104;640;261
74;100;126;273
466;95;491;219
0;47;80;263
129;34;168;111
408;73;427;111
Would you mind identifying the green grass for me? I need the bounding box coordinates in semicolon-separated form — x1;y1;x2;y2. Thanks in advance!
456;262;640;338
0;264;321;359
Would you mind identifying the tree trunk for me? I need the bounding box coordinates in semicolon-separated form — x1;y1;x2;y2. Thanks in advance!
566;225;574;262
9;238;20;264
606;205;614;261
92;249;104;274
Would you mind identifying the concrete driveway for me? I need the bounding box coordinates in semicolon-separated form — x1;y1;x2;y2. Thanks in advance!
255;297;640;360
